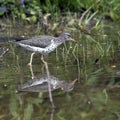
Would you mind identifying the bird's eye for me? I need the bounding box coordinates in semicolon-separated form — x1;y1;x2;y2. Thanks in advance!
64;33;71;39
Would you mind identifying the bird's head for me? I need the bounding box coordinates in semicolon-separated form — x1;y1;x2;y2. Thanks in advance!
59;32;75;42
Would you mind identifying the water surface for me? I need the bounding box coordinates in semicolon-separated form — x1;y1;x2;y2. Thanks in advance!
0;20;120;120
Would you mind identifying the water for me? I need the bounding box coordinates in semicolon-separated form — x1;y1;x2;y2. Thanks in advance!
0;20;120;120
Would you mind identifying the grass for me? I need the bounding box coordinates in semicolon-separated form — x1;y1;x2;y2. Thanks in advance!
1;10;119;63
0;0;120;22
0;13;120;120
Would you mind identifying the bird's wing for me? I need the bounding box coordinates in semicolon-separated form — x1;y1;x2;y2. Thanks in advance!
16;35;55;48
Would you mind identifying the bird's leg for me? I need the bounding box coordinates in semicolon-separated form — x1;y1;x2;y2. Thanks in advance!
41;55;55;108
41;55;46;64
29;64;35;79
41;55;50;76
28;52;35;66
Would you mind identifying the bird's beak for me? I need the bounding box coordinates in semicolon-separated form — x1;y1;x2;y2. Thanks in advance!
72;79;78;84
70;38;76;42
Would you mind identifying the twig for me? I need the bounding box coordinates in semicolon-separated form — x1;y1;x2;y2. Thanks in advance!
79;6;92;25
0;48;9;58
79;0;100;25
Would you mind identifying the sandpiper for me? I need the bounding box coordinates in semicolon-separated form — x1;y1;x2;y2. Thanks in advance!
14;32;75;65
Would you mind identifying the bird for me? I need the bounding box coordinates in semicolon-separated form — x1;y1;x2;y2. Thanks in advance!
18;74;77;92
14;32;75;66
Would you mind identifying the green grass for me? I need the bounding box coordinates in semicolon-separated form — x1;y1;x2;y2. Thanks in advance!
0;0;120;22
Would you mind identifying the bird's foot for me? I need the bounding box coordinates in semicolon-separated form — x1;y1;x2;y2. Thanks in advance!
27;62;32;66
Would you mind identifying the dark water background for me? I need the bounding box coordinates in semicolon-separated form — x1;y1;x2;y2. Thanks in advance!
0;20;120;120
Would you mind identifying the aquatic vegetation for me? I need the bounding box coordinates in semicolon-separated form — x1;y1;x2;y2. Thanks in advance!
0;0;120;21
0;1;120;120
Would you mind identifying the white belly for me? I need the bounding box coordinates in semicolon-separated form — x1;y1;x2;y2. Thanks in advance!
18;42;57;54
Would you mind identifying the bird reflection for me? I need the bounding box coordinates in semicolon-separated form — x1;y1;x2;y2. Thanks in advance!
18;74;77;93
0;47;9;59
18;59;77;109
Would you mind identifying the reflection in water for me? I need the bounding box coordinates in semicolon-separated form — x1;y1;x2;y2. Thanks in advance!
18;59;77;110
18;61;77;120
0;47;9;58
18;73;77;120
18;74;77;92
0;19;120;120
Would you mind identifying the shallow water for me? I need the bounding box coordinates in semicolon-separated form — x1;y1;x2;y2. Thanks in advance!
0;20;120;120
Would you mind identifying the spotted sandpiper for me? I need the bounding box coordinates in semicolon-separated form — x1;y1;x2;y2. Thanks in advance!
14;32;75;65
18;74;77;92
